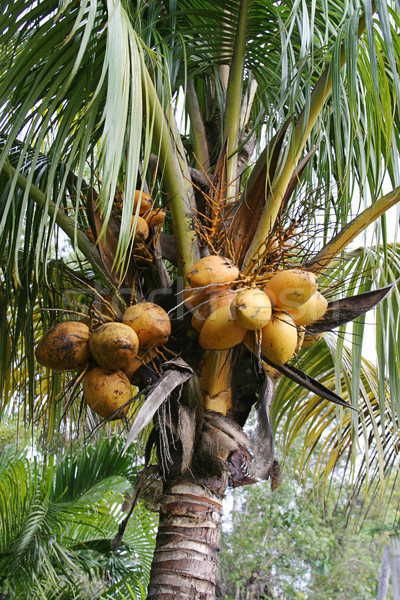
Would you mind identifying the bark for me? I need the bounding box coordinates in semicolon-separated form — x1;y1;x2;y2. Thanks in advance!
147;474;227;600
377;545;390;600
390;533;400;600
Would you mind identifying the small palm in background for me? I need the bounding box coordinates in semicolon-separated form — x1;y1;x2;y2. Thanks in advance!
0;436;157;599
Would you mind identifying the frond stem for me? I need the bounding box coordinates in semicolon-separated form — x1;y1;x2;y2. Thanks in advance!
1;162;114;287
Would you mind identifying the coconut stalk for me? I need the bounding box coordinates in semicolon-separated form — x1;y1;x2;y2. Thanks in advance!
186;79;210;172
199;350;233;416
1;162;113;287
147;475;226;600
141;64;200;276
242;7;372;270
223;0;250;201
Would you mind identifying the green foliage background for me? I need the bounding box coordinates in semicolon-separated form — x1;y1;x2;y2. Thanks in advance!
218;458;399;600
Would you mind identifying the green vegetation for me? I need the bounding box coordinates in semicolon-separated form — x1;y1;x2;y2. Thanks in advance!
0;436;157;599
219;461;399;599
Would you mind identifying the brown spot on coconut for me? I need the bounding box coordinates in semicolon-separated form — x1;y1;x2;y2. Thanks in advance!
122;302;171;350
231;288;272;330
35;321;91;371
261;311;297;365
83;367;131;419
89;322;139;370
263;269;318;310
287;291;328;326
186;255;239;289
199;304;247;350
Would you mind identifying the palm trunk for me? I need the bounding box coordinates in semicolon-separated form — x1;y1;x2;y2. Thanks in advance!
147;474;227;600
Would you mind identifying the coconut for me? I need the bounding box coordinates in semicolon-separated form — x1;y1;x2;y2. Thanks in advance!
232;288;272;330
35;321;91;371
89;322;139;370
133;190;153;213
302;331;325;348
131;215;149;240
182;286;207;311
261;311;297;365
123;302;171;350
199;304;247;350
143;208;166;228
264;269;318;309
191;290;237;331
288;291;328;326
83;367;131;419
186;255;239;290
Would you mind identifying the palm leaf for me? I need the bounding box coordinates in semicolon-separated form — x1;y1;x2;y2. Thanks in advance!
0;437;157;597
272;335;400;511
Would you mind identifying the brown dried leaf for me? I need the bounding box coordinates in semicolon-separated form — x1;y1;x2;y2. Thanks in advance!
307;284;394;333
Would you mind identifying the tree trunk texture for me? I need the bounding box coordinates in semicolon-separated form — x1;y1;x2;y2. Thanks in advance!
147;474;227;600
377;545;390;600
390;533;400;600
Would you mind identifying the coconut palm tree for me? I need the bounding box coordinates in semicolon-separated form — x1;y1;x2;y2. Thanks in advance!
1;0;400;598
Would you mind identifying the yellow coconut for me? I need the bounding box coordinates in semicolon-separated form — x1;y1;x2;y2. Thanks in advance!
83;367;131;419
261;311;297;365
143;208;166;228
35;321;91;371
199;304;247;350
123;302;171;350
186;255;240;289
131;215;149;240
232;288;272;330
89;322;139;370
288;291;328;326
191;290;237;331
263;269;318;309
182;286;207;311
302;331;325;348
133;190;153;214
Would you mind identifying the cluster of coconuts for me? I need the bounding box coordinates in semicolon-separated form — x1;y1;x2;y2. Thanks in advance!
184;256;328;366
130;190;166;241
35;302;171;420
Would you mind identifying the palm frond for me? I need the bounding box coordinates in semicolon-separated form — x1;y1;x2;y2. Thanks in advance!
0;437;157;598
272;334;400;511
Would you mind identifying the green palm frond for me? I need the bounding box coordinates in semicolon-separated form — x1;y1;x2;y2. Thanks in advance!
273;333;400;511
0;437;157;599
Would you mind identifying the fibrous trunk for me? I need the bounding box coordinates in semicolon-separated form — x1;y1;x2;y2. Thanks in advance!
147;474;226;600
